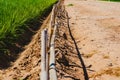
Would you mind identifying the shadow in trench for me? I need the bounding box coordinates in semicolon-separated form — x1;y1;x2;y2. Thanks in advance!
66;12;89;80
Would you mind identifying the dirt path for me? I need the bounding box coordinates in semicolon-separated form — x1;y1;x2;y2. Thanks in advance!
64;0;120;80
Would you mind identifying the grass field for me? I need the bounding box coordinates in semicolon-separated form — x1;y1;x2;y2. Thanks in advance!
104;0;120;1
0;0;57;53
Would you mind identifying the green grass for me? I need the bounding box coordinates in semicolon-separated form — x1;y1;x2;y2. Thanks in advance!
103;0;120;2
67;4;74;6
0;0;57;53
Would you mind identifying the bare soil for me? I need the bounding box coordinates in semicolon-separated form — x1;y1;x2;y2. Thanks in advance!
64;0;120;80
0;0;120;80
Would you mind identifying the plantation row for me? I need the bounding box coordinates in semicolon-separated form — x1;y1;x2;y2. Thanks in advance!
0;0;57;53
105;0;120;1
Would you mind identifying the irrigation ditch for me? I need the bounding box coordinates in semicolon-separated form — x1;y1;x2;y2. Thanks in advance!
0;0;87;79
40;0;67;79
40;0;88;80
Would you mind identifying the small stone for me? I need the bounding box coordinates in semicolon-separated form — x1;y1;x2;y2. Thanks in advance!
13;67;17;69
91;40;94;42
108;63;113;66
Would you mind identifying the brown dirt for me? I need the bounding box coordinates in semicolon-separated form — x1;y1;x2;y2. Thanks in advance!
0;0;120;80
64;0;120;80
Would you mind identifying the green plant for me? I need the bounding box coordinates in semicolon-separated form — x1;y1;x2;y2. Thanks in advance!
67;4;74;6
103;0;120;2
0;0;57;54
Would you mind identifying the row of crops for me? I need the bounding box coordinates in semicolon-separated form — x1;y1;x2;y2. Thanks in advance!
104;0;120;1
0;0;57;54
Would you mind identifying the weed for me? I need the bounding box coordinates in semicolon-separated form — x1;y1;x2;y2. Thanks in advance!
103;54;110;59
67;4;74;6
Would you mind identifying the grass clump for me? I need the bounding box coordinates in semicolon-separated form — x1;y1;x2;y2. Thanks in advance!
67;4;74;6
103;54;110;59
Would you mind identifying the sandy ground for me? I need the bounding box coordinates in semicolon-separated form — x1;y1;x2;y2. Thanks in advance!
0;0;120;80
64;0;120;80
